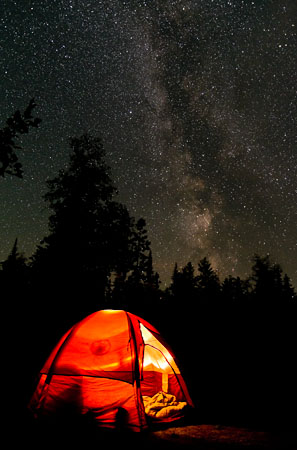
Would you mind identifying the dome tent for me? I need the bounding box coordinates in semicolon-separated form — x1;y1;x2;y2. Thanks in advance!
29;309;194;431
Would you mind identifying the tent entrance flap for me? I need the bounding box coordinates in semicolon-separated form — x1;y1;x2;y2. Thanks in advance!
139;322;192;423
140;323;180;375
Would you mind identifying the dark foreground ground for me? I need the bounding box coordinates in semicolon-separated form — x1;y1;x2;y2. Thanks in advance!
8;410;297;450
151;424;297;450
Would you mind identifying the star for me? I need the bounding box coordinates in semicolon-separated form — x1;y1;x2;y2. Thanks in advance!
1;0;296;288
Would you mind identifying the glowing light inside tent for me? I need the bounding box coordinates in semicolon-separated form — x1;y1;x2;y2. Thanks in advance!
99;355;133;370
100;361;120;369
140;324;180;374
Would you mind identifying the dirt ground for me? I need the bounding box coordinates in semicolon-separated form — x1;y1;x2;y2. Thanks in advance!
149;424;297;449
12;418;297;450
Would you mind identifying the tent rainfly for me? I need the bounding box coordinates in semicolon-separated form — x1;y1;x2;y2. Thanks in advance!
29;309;194;431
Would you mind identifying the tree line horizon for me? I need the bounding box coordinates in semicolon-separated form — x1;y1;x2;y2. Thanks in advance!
1;102;296;322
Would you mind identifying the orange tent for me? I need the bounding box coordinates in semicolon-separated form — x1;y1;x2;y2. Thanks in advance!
29;309;194;431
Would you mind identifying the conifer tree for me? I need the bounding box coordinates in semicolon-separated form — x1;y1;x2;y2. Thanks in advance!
221;275;250;303
0;99;41;178
1;238;27;274
169;263;183;299
112;220;160;313
31;134;136;312
128;218;151;284
196;257;220;302
282;274;297;302
1;238;28;296
251;254;284;303
169;261;196;302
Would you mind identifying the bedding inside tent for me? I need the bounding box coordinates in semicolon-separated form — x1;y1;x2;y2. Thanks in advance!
140;323;189;421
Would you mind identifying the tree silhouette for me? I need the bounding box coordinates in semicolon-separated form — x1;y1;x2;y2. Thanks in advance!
221;275;250;304
111;219;160;314
251;254;284;304
1;238;28;297
196;257;221;303
170;263;182;298
1;238;27;273
0;99;41;178
144;250;160;289
282;273;297;303
169;261;196;303
30;134;138;316
127;218;152;284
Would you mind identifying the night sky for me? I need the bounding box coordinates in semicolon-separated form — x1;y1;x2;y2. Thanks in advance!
1;0;297;288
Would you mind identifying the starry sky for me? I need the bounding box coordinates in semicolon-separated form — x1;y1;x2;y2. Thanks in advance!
1;0;297;288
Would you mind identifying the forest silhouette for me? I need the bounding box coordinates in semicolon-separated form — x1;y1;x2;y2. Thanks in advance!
1;126;296;431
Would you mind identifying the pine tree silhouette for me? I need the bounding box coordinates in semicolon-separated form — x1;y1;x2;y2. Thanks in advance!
0;99;41;178
196;257;220;303
31;135;136;318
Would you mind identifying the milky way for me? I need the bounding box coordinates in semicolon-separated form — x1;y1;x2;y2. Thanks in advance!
1;0;297;287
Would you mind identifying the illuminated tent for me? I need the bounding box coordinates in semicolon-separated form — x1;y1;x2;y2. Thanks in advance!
29;309;194;431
